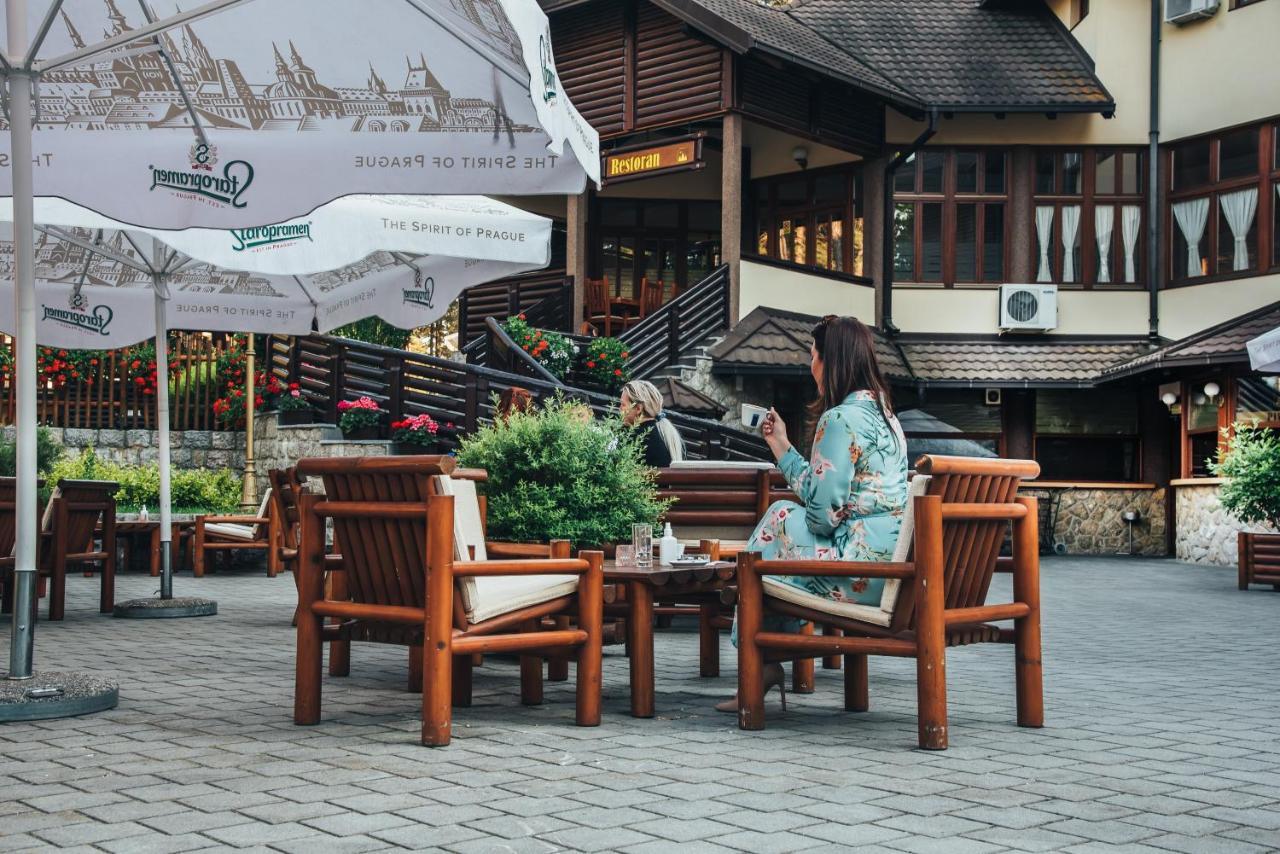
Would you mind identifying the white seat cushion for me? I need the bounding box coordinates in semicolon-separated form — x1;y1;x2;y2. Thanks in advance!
670;460;775;470
763;475;931;627
205;522;258;541
435;476;578;625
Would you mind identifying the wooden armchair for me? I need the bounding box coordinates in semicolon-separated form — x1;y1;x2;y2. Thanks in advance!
734;455;1043;750
584;276;625;336
194;489;278;577
623;277;664;330
293;456;603;747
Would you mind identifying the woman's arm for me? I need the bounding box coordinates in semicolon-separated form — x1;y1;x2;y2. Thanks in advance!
777;409;860;538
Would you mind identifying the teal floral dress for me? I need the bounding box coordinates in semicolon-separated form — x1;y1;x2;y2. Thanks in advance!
748;390;908;610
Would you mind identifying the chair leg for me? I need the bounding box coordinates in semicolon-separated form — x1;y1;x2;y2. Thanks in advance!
822;625;843;669
845;654;869;712
914;496;948;750
1013;496;1044;729
737;555;766;731
698;602;720;678
576;552;603;727
193;526;206;577
520;620;544;706
408;645;423;693
792;623;815;694
452;654;473;708
548;616;570;682
49;566;65;622
423;496;454;746
326;571;350;677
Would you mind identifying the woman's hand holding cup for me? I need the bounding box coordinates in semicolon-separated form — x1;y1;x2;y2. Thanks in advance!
762;408;790;460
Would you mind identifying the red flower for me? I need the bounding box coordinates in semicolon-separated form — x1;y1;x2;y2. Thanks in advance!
621;352;629;359
586;361;595;368
614;369;623;376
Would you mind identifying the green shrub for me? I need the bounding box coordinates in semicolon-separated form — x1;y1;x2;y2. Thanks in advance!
0;426;64;478
1211;424;1280;530
331;318;412;350
47;448;241;513
456;395;669;548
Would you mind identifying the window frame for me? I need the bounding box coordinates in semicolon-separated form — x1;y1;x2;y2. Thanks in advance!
749;164;864;278
1164;118;1278;288
893;147;1010;288
1032;147;1147;290
1031;388;1143;483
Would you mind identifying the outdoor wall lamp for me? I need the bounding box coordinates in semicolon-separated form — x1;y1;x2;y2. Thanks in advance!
1161;391;1177;409
792;145;809;170
1203;381;1221;404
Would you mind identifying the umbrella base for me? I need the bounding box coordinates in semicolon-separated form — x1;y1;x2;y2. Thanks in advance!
113;596;218;619
0;671;118;722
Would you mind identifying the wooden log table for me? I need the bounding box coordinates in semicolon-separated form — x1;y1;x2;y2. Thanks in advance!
604;559;735;718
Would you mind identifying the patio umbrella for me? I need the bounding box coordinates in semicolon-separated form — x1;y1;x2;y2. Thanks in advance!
1247;326;1280;373
897;409;999;461
0;194;549;617
1;0;599;692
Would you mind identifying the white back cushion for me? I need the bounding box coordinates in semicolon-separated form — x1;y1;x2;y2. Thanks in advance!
435;476;576;624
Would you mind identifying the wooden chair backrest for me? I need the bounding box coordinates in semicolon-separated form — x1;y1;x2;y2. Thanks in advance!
584;278;610;314
639;278;664;317
890;455;1039;634
46;479;117;562
268;467;305;555
295;455;454;611
656;466;797;528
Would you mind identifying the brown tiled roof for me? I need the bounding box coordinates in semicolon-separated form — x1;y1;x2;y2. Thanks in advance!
709;306;913;381
648;0;1112;113
1101;302;1280;380
655;378;728;418
899;338;1155;387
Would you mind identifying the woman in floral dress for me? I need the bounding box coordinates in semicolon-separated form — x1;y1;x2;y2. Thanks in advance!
718;315;908;712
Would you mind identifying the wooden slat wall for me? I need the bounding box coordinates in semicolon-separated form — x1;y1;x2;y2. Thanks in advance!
552;0;628;137
633;2;724;128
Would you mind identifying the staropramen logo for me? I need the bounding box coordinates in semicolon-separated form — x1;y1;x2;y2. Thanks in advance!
538;31;558;105
230;222;313;252
402;271;435;309
42;293;113;337
150;143;255;208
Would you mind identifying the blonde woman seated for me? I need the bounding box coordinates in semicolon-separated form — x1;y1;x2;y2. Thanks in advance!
619;379;685;467
717;315;908;713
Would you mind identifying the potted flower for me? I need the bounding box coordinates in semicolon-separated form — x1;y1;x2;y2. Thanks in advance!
254;371;284;412
578;337;631;392
337;396;386;440
1210;424;1280;590
390;412;440;455
276;382;315;425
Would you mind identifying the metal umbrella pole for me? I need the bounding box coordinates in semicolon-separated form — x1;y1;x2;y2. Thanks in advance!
1;0;117;720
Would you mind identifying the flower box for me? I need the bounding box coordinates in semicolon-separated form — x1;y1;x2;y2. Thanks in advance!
278;409;316;426
390;441;436;456
342;425;382;441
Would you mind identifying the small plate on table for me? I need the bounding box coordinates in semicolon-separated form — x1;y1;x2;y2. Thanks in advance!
670;555;711;568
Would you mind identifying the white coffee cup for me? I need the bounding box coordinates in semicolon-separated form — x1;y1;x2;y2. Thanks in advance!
741;403;768;430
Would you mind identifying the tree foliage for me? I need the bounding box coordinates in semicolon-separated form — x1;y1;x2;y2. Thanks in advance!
1211;424;1280;530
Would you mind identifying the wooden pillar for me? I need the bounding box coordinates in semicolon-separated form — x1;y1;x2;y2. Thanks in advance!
567;190;589;330
863;154;888;327
1008;146;1036;284
721;113;743;323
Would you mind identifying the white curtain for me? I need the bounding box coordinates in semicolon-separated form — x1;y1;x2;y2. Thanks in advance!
1172;197;1210;278
1061;205;1081;283
1036;205;1055;282
1121;205;1141;284
1219;187;1258;272
1094;206;1115;284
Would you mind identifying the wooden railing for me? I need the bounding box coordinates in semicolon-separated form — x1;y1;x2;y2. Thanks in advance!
0;333;236;431
457;270;574;345
272;332;771;461
617;265;730;380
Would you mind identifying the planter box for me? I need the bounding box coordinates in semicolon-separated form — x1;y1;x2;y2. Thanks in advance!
342;425;382;441
277;409;317;426
1238;531;1280;590
390;441;437;456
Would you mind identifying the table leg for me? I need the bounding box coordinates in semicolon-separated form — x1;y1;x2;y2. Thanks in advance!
627;580;655;718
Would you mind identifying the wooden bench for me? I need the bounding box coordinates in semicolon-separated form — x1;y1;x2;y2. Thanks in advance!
734;454;1043;750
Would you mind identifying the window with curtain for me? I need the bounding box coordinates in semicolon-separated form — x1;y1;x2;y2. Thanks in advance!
1168;121;1277;285
1034;389;1140;481
749;166;863;276
1033;148;1145;288
894;148;1007;286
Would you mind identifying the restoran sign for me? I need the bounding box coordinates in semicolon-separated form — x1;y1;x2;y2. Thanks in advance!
602;135;704;185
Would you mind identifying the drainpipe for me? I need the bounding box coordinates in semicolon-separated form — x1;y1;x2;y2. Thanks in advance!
1147;0;1162;340
881;110;937;335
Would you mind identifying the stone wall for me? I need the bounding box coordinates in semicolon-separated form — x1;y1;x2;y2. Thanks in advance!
251;416;391;501
1022;485;1167;557
8;426;245;471
1174;479;1276;567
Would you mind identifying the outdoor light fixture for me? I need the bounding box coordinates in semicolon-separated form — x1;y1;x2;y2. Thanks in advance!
792;145;809;169
1161;391;1178;409
1204;381;1221;404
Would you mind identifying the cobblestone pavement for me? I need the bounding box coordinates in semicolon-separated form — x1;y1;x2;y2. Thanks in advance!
2;557;1279;853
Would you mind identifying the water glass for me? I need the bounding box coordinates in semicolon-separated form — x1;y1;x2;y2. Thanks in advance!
632;523;653;568
615;544;635;566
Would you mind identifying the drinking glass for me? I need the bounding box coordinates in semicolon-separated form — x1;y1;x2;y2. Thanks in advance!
632;523;653;568
615;544;635;566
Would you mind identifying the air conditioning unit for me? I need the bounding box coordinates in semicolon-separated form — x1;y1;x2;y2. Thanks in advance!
999;284;1058;332
1165;0;1218;25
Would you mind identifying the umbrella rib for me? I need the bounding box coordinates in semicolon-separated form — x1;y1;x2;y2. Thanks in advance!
135;0;209;147
292;275;319;309
120;231;160;275
24;0;67;70
398;0;526;88
35;0;254;74
36;225;154;275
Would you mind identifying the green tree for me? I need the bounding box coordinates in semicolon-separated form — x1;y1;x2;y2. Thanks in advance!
1211;424;1280;530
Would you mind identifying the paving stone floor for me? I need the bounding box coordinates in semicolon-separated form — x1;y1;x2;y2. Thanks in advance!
2;556;1279;853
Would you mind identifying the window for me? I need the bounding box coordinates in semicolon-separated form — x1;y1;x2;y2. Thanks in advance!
1034;148;1146;288
594;199;720;297
750;166;863;276
1034;389;1140;481
894;148;1008;286
1184;379;1225;478
1167;120;1278;286
1236;376;1280;427
1231;0;1269;8
896;388;1002;461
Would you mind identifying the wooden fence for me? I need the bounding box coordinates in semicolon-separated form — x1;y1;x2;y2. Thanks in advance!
0;333;237;431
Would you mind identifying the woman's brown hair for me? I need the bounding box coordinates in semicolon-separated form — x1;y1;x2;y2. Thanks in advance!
810;315;897;440
497;387;534;421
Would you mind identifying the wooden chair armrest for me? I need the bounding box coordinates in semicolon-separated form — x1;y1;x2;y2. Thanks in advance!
994;557;1014;574
748;559;915;579
200;515;269;525
453;558;589;577
486;541;553;559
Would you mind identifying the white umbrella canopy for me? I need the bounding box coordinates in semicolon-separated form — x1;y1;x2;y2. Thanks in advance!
1;0;600;229
1247;326;1280;374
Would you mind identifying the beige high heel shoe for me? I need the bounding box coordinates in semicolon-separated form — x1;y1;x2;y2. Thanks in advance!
715;663;787;713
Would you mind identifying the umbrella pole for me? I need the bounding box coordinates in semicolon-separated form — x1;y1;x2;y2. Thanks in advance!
1;0;118;720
